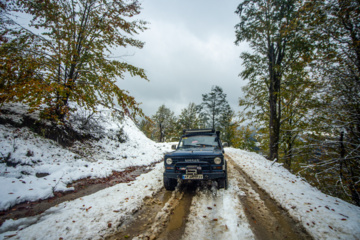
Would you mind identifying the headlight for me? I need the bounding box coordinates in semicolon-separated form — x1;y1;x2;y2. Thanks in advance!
166;158;173;165
214;157;221;164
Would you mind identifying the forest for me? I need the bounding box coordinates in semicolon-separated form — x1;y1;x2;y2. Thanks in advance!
234;0;360;207
141;0;360;206
0;0;359;206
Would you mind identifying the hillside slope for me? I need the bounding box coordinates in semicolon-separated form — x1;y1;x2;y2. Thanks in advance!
0;104;359;240
0;104;169;212
227;149;360;240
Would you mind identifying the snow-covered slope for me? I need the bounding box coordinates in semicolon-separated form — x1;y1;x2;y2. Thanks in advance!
227;148;360;240
1;104;359;240
0;163;166;240
0;105;169;211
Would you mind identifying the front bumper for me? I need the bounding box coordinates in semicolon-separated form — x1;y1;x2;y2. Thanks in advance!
163;161;226;180
164;171;226;180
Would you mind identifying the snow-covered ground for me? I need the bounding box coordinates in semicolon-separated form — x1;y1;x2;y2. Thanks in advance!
227;148;360;240
182;171;254;240
0;104;169;212
0;105;359;239
0;163;166;239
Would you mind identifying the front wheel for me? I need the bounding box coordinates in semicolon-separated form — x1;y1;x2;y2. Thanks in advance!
217;177;228;189
164;177;177;191
218;161;228;190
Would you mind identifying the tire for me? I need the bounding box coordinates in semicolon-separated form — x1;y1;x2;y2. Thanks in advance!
224;173;228;189
217;177;228;189
218;161;228;190
164;177;177;191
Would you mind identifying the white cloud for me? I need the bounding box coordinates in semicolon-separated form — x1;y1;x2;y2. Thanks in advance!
117;0;249;116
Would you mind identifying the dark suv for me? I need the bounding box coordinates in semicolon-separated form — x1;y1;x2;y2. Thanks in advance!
163;129;228;190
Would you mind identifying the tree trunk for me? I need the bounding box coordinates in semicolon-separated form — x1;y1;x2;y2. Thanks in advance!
269;90;280;161
159;123;163;142
212;103;216;130
340;131;360;206
283;130;292;170
284;117;294;170
268;43;281;161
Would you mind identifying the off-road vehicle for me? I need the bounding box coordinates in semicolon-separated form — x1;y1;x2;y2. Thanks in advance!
163;129;228;190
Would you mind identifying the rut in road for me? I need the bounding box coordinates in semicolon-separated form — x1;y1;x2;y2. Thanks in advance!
226;155;312;240
181;175;254;239
105;184;195;240
106;155;312;240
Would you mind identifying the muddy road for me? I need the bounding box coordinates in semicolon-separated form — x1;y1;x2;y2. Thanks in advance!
105;155;312;240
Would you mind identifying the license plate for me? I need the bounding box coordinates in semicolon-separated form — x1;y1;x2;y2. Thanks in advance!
182;174;203;180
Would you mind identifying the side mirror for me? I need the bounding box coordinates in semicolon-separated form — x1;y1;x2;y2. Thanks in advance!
222;142;229;147
171;144;177;150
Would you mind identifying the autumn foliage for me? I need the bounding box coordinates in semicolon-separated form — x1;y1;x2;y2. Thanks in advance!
0;0;148;122
235;0;360;206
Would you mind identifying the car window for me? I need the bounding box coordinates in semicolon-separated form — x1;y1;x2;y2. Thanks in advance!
178;135;219;148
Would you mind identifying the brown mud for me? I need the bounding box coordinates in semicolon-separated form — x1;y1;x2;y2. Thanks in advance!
156;184;196;240
105;188;173;240
105;155;313;240
227;155;312;240
106;183;197;240
0;164;157;226
2;153;314;240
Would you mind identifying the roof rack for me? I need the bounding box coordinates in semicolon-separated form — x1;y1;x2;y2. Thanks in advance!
183;129;215;134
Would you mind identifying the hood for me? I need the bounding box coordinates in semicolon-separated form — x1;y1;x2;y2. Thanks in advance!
165;147;223;158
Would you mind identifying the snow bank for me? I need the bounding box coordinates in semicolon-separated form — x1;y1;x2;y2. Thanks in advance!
0;104;169;211
227;148;360;240
0;163;165;240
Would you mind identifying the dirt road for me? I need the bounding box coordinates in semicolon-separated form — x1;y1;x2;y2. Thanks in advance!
105;155;312;240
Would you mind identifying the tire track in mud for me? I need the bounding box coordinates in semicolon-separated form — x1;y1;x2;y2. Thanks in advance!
106;177;253;239
105;184;195;240
181;181;254;240
227;154;312;240
155;185;196;240
0;164;157;226
106;155;313;240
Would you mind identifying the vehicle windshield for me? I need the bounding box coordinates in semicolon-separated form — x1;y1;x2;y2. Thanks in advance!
178;135;219;149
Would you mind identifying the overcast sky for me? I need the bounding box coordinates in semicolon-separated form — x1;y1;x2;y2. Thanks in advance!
118;0;249;117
